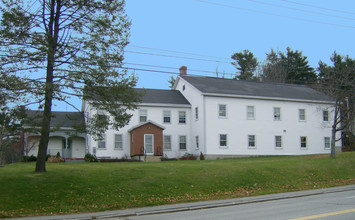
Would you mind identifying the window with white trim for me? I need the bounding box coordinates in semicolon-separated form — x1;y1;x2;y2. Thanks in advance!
219;104;227;117
300;136;307;149
323;110;329;122
114;134;123;150
163;110;171;123
179;135;187;150
324;137;330;149
274;107;281;120
195;107;199;120
163;135;171;150
299;109;306;121
98;135;106;149
275;136;282;148
139;109;147;123
179;111;186;124
248;135;256;148
247;106;255;120
219;134;227;147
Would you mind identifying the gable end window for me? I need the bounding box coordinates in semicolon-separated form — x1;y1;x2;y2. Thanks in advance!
163;110;171;123
274;107;281;121
219;104;227;117
179;111;186;124
323;111;329;122
299;109;306;121
139;109;147;123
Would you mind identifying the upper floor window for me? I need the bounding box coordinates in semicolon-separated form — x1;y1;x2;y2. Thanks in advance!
139;109;147;123
163;110;171;123
323;110;329;122
114;134;123;150
163;135;171;150
219;134;228;148
324;137;331;149
300;136;307;149
248;135;256;148
179;111;186;124
299;109;306;121
195;107;199;120
247;106;255;120
179;135;187;150
274;107;281;121
275;136;282;148
219;104;227;117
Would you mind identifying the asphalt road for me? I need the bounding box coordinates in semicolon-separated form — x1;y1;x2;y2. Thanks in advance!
118;188;355;220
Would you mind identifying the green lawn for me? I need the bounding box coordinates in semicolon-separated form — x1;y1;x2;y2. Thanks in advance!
1;152;355;218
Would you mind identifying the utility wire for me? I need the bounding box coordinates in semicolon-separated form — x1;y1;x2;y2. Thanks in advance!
249;0;355;21
195;0;355;30
280;0;355;16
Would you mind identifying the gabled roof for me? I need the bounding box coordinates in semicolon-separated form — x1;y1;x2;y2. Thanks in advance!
24;110;84;128
180;75;334;102
128;120;165;132
135;88;190;105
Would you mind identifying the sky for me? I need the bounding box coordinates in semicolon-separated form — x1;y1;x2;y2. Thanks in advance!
56;0;355;111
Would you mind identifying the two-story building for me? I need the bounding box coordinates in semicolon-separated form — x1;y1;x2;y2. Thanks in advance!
82;67;339;160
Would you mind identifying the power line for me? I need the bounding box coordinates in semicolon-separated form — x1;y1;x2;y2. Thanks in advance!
127;45;230;61
125;50;230;63
195;0;355;30
249;0;355;21
280;0;355;16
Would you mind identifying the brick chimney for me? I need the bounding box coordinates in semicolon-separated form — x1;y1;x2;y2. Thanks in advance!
179;66;187;76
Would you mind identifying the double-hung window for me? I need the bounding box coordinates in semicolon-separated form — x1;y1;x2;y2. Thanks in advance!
323;111;329;122
275;136;282;148
248;135;256;148
195;107;199;120
300;136;307;149
195;136;199;149
163;135;171;150
247;106;255;120
98;135;106;149
179;111;186;124
163;110;171;123
139;109;147;123
274;107;281;120
299;109;306;121
324;137;330;149
179;136;187;150
114;134;123;150
219;104;227;117
219;134;227;147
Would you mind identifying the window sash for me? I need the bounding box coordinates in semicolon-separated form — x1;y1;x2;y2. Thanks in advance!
195;107;199;120
248;135;256;147
139;110;147;123
220;134;227;147
300;137;307;148
179;111;186;123
275;136;282;148
324;137;331;149
219;104;226;117
274;107;281;120
163;111;171;123
299;109;306;121
114;134;123;149
247;106;255;119
163;135;171;150
179;136;186;150
195;136;199;149
323;111;329;121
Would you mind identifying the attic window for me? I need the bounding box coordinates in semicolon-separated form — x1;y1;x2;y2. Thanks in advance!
182;85;185;91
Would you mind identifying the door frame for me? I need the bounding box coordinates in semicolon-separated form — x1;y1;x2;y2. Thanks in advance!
144;134;154;155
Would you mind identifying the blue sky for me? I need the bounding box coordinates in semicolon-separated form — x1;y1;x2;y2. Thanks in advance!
56;0;355;111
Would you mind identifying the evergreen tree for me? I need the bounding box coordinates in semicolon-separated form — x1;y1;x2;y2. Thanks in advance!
231;50;258;80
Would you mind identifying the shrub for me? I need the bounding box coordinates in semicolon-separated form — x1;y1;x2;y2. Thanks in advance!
200;152;205;160
47;156;65;163
22;155;37;162
84;153;98;162
179;153;197;160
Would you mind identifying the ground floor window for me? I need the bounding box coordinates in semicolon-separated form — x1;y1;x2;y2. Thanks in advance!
300;136;307;149
324;137;330;149
179;136;186;150
248;135;256;148
163;135;171;150
114;134;123;150
275;136;282;148
219;134;227;147
195;136;199;149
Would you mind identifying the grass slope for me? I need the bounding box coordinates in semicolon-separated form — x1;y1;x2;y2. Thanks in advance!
1;152;355;218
